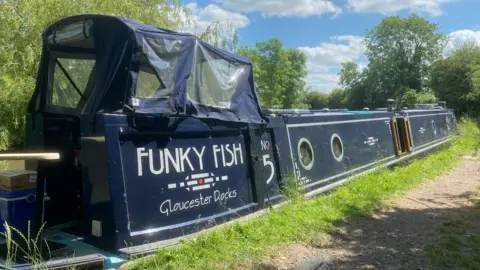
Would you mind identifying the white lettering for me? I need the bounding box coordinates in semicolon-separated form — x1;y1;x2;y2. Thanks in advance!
221;145;226;167
179;147;194;172
233;143;243;165
137;148;149;176
159;192;215;216
225;144;235;166
137;143;245;177
260;140;270;151
159;200;171;216
165;148;180;173
193;146;206;170
149;149;164;175
213;145;221;168
263;154;275;184
214;188;237;203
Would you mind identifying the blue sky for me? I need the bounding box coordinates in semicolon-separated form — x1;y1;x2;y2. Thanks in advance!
182;0;480;92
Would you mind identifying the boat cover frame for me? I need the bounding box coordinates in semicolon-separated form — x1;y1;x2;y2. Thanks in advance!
27;14;265;124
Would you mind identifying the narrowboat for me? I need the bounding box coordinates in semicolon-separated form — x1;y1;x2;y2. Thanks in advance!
0;15;457;269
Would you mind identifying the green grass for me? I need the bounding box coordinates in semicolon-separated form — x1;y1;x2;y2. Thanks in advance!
1;221;51;269
127;119;480;270
427;188;480;270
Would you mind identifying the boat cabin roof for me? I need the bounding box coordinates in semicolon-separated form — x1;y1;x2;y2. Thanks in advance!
28;14;264;124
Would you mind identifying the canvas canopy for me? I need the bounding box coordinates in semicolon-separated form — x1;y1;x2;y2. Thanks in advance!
28;15;265;124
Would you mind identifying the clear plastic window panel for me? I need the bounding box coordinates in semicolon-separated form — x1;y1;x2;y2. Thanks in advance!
52;58;95;108
135;37;181;99
187;41;247;109
47;20;94;48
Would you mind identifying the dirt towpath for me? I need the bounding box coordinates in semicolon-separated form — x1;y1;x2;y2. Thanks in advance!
256;158;480;270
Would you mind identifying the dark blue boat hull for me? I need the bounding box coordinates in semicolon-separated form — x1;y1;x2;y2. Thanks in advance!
70;109;457;254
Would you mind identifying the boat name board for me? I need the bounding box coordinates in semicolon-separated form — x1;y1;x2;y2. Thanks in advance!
136;143;244;177
121;135;251;232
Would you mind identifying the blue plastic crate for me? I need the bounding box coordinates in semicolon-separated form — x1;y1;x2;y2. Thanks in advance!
0;189;36;237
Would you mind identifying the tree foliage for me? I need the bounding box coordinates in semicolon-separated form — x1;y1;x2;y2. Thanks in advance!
294;15;449;112
364;14;446;107
327;88;347;109
328;14;447;111
339;62;360;88
237;38;308;109
430;44;480;117
303;88;350;110
400;88;437;108
338;62;373;109
303;91;329;109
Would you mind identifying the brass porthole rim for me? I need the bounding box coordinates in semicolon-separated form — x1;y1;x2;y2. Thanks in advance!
297;138;314;170
331;133;344;162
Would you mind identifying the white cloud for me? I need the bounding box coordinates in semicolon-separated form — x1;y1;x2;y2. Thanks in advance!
347;0;455;16
186;3;250;31
298;35;367;92
444;29;480;55
177;2;250;34
213;0;342;18
211;0;456;18
304;73;341;93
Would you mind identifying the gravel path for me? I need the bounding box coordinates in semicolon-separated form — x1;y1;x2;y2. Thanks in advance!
256;158;480;270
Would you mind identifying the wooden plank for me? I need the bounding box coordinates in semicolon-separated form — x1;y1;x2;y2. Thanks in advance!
0;152;60;161
405;118;414;152
390;118;401;156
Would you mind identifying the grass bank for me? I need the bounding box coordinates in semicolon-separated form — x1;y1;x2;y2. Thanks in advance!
128;119;480;270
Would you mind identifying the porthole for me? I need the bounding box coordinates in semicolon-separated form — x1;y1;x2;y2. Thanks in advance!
331;133;344;162
297;138;314;170
431;120;437;135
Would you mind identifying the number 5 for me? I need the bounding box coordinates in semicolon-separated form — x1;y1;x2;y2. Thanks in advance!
263;154;274;184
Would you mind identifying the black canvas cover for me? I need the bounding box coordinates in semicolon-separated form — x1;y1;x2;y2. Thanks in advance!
30;14;265;124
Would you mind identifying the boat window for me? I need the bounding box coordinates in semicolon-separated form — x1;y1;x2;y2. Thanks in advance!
187;41;246;109
331;134;344;162
298;138;314;170
135;37;181;99
51;57;95;109
136;65;163;98
46;20;94;49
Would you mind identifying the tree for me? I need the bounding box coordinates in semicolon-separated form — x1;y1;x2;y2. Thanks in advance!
364;14;446;107
338;62;372;109
339;62;360;88
430;44;480;116
303;91;329;109
327;88;347;109
237;38;308;109
199;20;240;52
400;88;437;108
283;48;308;109
469;64;480;103
0;0;236;150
